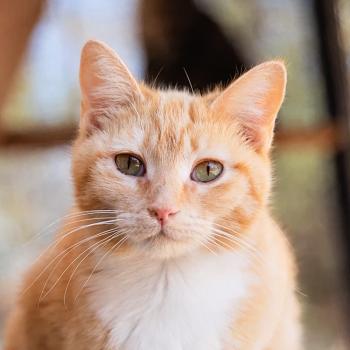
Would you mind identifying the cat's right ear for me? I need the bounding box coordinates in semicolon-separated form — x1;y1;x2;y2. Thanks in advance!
79;40;142;133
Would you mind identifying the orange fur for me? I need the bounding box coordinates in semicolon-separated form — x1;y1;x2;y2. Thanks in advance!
4;40;301;350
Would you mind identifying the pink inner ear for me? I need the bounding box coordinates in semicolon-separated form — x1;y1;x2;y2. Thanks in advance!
87;110;103;130
234;99;279;152
239;122;273;152
211;61;286;153
79;40;142;107
79;40;143;135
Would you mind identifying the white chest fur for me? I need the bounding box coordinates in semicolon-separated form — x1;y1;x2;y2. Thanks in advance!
87;250;254;350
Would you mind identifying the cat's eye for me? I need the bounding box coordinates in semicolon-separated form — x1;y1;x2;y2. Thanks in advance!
115;153;145;177
191;160;223;183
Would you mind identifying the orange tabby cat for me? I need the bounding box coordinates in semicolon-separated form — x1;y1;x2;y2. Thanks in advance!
4;40;301;350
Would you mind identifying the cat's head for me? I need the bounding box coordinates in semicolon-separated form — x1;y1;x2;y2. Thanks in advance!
72;40;286;259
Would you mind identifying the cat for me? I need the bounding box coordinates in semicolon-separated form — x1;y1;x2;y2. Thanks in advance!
4;40;302;350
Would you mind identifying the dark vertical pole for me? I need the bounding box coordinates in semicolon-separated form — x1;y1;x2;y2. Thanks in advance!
139;0;249;92
312;0;350;318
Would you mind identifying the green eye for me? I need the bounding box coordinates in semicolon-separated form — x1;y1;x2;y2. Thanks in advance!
191;160;223;183
115;154;145;177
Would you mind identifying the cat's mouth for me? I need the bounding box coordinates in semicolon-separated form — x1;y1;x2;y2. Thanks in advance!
145;229;180;243
129;226;197;258
138;227;193;248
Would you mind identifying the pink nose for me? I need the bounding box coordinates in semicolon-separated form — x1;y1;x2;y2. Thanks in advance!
148;207;179;225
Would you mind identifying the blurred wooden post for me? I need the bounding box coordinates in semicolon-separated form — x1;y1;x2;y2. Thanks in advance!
0;0;45;141
313;0;350;328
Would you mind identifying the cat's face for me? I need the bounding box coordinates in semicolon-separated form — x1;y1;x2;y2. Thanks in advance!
72;40;286;259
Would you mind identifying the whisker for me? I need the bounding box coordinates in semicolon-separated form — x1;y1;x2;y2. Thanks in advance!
56;217;118;231
186;215;261;255
22;226;120;297
211;227;260;255
203;236;226;252
39;233;121;303
150;66;164;88
211;230;255;252
188;215;263;260
183;67;194;94
213;222;246;235
72;235;128;305
28;218;122;273
210;230;264;264
26;210;121;245
208;235;241;254
195;237;218;256
63;231;126;305
37;227;124;301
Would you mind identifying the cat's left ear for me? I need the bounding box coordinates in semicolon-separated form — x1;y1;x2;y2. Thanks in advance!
79;40;142;132
211;61;286;153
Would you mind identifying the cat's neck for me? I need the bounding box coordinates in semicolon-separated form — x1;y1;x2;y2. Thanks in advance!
85;236;257;350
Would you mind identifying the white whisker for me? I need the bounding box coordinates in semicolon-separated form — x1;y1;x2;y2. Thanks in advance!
22;226;120;297
72;235;129;304
25;210;121;245
63;231;127;305
28;218;122;273
39;233;120;303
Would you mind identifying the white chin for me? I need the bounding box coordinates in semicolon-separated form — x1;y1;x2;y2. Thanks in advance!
136;235;197;259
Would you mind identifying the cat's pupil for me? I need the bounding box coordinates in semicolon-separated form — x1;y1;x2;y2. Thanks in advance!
115;154;145;177
191;160;223;183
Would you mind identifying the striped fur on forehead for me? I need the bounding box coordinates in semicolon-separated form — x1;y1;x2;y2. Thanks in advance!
140;89;196;162
138;89;244;167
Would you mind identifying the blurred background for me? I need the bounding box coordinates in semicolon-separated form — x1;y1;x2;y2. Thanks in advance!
0;0;350;348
